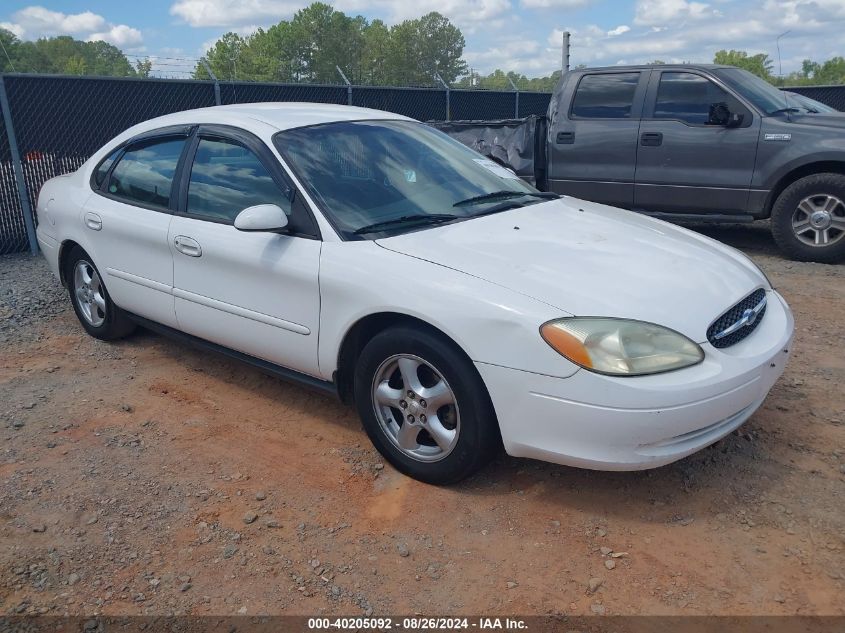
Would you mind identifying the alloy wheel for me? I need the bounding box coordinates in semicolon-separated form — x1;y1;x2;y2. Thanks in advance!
73;260;106;327
791;193;845;247
371;353;460;462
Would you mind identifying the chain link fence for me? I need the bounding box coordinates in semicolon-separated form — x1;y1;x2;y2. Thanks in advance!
0;89;29;256
1;73;843;255
784;85;845;111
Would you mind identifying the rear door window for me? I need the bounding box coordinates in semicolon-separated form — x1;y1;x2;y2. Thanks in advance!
571;73;640;119
107;137;186;210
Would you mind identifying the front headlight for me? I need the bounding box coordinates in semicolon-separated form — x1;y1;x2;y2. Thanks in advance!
540;318;704;376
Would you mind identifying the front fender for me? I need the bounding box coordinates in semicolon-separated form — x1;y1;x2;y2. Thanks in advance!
316;241;580;381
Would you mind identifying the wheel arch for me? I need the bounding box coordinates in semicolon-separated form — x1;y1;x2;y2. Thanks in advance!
334;311;477;406
766;160;845;217
58;239;83;287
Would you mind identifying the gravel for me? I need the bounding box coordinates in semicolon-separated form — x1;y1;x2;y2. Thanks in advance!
0;253;68;344
1;226;843;618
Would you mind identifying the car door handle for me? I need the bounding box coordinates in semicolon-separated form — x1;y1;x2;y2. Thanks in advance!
84;212;102;231
174;235;202;257
556;131;575;144
640;132;663;147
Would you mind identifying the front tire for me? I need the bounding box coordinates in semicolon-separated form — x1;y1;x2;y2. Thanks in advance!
771;173;845;263
353;326;500;485
65;246;136;341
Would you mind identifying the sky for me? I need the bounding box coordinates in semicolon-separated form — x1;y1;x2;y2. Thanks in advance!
2;0;844;80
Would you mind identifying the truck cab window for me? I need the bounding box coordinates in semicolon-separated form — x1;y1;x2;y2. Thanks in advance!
571;73;640;119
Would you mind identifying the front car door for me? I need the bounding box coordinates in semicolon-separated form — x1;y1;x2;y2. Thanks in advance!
634;69;761;215
168;124;323;377
83;127;192;328
547;70;649;207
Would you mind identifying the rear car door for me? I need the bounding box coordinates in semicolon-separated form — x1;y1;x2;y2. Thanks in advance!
634;70;760;215
83;128;192;328
169;125;323;376
547;70;649;207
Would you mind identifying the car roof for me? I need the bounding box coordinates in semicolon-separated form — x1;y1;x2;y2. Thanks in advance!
124;102;414;137
573;63;730;72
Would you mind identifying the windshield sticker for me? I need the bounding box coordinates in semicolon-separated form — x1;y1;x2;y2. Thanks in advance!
473;158;520;179
403;169;417;183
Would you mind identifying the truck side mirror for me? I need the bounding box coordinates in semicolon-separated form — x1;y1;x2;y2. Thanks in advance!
708;102;731;126
708;102;744;128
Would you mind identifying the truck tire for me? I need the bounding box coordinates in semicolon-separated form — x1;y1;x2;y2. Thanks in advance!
771;173;845;263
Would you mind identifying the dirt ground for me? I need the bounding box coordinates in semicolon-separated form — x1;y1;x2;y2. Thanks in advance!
1;222;844;619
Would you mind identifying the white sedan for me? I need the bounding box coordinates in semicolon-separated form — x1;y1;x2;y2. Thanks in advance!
35;103;794;484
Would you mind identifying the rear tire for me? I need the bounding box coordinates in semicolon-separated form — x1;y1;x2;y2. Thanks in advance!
771;173;845;263
353;325;500;485
65;246;136;341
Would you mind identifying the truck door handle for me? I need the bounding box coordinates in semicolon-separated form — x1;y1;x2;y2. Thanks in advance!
556;131;575;144
174;235;202;257
641;132;663;147
84;212;102;231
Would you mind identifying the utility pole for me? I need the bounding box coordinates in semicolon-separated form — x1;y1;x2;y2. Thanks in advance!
561;31;571;72
336;65;352;105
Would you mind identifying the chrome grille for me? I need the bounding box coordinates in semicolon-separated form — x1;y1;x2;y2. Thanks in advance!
706;288;767;349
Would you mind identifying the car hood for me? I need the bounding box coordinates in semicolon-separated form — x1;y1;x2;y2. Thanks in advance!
375;198;766;342
787;112;845;129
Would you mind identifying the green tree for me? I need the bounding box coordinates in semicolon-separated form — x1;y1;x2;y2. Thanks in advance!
0;28;21;72
194;3;466;86
135;58;153;78
0;31;136;76
815;57;845;84
713;49;774;80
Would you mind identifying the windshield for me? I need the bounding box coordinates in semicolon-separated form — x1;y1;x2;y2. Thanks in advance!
713;67;793;115
273;120;542;238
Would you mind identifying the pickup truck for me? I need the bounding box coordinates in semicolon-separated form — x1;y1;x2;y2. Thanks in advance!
434;64;845;263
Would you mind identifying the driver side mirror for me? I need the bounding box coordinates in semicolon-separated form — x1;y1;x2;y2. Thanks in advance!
233;204;289;232
709;102;744;128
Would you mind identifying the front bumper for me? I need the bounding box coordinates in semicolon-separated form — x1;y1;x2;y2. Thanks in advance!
477;290;794;471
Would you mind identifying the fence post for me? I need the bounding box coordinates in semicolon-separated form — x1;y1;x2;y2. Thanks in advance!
0;74;38;256
435;73;450;121
336;66;352;106
202;60;221;106
507;77;520;118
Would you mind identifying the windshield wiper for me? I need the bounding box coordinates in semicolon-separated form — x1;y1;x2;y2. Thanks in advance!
453;190;559;207
353;213;459;235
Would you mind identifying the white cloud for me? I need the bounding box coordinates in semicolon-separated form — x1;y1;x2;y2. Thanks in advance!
634;0;716;26
519;0;591;8
12;6;106;35
0;21;25;38
3;6;143;47
170;0;512;32
470;0;844;77
170;0;303;28
88;25;144;48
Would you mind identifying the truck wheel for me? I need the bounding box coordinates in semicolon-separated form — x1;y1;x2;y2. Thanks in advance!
771;173;845;263
353;325;500;485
